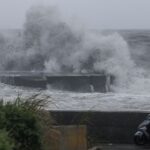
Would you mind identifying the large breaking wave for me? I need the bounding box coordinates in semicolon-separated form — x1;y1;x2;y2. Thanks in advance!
0;5;149;93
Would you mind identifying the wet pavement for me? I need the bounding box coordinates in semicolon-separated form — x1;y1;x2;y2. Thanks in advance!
89;144;150;150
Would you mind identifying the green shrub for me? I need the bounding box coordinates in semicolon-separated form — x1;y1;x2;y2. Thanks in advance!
0;95;53;150
4;103;42;150
0;129;14;150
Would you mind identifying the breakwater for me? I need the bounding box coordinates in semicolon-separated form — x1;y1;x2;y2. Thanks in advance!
0;72;114;92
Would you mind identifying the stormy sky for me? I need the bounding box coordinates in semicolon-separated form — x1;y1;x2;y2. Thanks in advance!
0;0;149;29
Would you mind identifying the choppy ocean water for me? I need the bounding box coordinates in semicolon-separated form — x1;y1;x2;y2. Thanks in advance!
1;29;150;111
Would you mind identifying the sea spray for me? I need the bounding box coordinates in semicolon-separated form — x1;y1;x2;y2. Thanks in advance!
0;5;149;93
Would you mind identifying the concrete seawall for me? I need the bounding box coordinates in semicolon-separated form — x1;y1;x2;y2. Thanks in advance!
50;111;150;144
0;72;114;92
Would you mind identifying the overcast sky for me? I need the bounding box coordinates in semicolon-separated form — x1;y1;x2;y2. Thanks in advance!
0;0;150;29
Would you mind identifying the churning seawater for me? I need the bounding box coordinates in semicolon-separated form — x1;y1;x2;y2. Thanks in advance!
0;6;150;111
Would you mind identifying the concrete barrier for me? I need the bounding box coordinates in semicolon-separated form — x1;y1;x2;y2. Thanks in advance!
50;111;150;144
0;76;47;88
0;72;114;92
49;125;87;150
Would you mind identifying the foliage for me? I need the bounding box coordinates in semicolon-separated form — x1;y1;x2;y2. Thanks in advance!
0;95;53;150
0;129;14;150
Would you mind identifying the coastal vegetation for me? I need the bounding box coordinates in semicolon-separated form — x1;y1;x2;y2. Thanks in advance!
0;95;53;150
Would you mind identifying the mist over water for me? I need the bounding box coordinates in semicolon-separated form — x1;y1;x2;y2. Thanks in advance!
0;5;150;94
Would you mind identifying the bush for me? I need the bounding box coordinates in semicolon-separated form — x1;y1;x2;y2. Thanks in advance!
0;95;53;150
0;129;14;150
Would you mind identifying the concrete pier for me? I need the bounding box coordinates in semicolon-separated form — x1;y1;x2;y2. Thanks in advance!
0;72;114;92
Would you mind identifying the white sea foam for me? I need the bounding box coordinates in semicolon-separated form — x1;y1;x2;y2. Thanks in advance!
0;6;150;111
